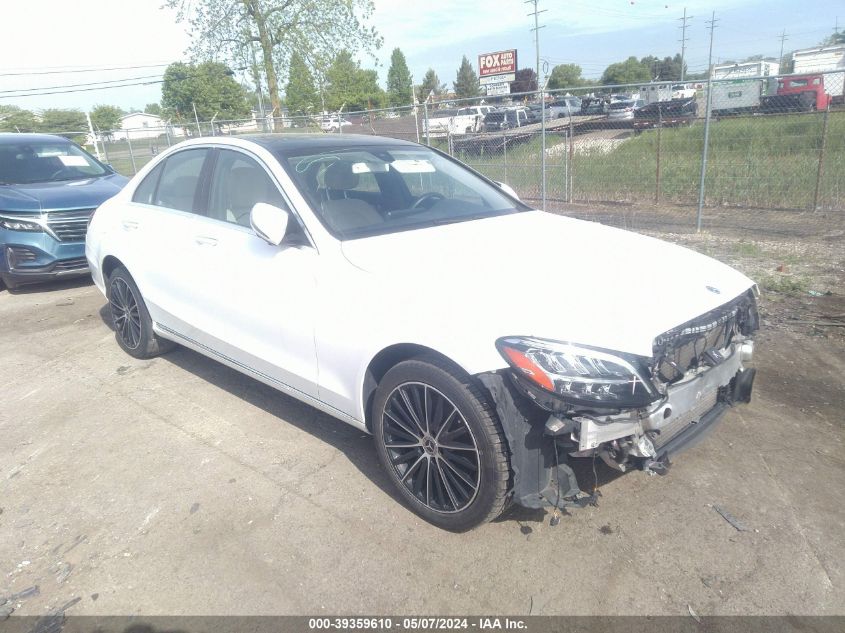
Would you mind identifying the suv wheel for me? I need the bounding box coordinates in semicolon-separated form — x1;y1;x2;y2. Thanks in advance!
107;266;174;359
372;356;510;531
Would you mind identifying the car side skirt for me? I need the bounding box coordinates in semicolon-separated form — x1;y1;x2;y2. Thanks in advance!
153;322;368;433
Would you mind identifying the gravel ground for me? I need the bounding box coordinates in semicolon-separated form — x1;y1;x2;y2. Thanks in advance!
1;270;843;617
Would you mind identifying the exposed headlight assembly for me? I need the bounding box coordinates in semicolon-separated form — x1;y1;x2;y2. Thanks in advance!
496;336;659;408
0;216;42;232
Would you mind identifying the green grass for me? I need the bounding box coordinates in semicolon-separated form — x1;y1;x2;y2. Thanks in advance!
451;112;845;210
104;112;845;212
733;240;764;257
757;272;810;295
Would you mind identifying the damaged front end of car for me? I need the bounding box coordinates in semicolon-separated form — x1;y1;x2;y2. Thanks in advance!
477;289;760;513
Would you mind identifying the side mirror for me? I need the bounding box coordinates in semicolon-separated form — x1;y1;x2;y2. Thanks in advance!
493;181;521;201
250;202;289;246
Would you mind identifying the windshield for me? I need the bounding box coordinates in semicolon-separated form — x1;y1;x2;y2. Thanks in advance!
0;140;109;185
279;145;527;239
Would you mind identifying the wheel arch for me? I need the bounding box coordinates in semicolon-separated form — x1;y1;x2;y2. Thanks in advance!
361;343;473;432
101;254;127;281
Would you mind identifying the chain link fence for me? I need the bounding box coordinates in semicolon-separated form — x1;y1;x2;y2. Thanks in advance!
69;71;844;242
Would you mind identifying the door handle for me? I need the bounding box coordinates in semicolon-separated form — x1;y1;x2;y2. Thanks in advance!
194;236;218;247
122;220;139;231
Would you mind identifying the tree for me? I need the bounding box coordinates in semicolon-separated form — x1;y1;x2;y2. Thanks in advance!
324;50;385;112
417;68;445;102
161;61;251;122
601;56;652;86
652;54;685;81
0;106;39;133
39;109;87;143
145;103;163;115
453;55;479;99
90;104;125;132
285;51;318;115
511;68;537;94
165;0;381;128
386;48;413;107
822;31;845;45
548;64;584;90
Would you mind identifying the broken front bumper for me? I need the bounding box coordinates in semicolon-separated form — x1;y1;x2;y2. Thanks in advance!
478;343;756;511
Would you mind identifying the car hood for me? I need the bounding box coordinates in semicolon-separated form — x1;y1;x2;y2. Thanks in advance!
340;211;755;359
0;173;128;215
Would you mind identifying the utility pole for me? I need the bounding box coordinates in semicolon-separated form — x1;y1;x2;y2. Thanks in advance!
778;30;788;65
526;0;546;96
678;8;693;82
192;101;201;136
697;11;718;232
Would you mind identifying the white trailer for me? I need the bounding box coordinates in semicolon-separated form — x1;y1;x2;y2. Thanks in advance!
640;83;674;104
713;60;780;80
791;46;845;102
711;79;773;114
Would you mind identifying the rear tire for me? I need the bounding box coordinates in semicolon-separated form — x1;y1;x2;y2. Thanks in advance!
107;266;174;359
372;355;510;531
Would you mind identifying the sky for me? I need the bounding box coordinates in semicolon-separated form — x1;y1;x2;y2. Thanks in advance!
0;0;840;113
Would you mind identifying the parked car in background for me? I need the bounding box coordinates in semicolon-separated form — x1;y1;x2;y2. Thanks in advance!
320;116;352;132
633;97;699;129
0;133;128;290
580;96;607;115
423;108;458;138
607;98;645;121
548;97;582;117
482;108;531;131
87;134;759;531
526;103;552;123
671;84;697;99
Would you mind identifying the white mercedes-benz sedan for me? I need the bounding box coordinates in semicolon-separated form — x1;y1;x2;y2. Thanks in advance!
86;135;759;531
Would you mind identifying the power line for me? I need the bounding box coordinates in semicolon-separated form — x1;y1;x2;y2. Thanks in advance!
0;74;164;95
0;80;164;100
0;63;172;77
778;30;788;62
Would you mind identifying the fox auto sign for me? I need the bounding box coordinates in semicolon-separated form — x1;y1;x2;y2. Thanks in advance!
478;50;517;77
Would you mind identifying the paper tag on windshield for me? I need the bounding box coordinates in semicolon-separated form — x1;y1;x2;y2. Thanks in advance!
59;155;89;167
390;159;435;174
352;162;388;174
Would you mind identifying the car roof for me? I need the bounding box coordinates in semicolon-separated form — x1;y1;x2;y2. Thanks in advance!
0;133;73;145
244;133;421;156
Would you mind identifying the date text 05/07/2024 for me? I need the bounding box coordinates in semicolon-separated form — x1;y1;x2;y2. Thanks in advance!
308;617;528;630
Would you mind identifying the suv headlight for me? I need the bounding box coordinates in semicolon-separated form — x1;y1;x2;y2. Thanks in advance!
496;336;659;407
0;216;42;232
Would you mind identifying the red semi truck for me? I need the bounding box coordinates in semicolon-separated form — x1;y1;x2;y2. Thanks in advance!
760;73;842;112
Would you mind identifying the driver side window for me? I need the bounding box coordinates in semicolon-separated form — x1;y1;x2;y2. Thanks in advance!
207;150;287;227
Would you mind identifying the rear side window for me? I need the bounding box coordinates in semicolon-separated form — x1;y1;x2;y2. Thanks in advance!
206;150;287;227
132;162;164;204
152;149;209;213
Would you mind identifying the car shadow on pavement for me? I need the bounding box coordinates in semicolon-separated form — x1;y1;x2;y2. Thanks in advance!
2;275;93;295
96;304;408;515
97;305;625;529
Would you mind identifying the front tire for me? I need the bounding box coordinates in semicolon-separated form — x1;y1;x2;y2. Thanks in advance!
372;356;510;531
107;266;174;359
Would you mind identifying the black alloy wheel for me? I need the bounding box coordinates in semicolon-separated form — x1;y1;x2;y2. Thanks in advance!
110;276;141;350
382;382;481;513
372;356;510;531
107;266;174;359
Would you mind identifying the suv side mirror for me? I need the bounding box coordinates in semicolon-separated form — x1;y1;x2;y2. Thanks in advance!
250;202;289;246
